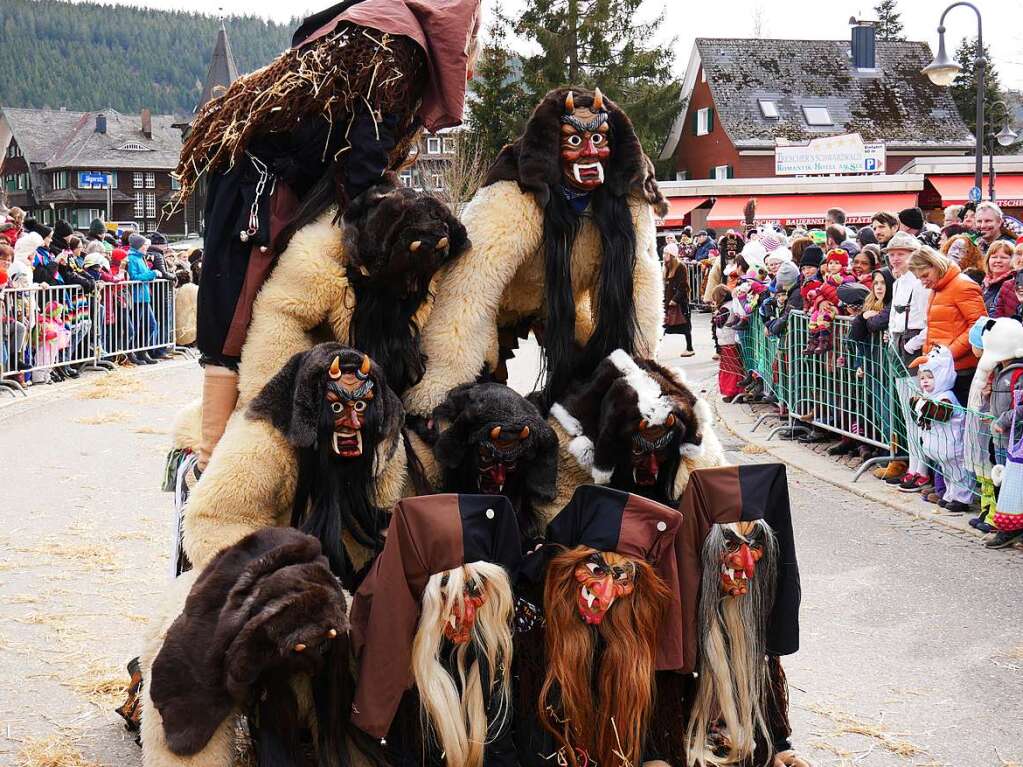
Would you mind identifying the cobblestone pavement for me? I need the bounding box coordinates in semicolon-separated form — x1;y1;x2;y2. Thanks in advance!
0;320;1019;766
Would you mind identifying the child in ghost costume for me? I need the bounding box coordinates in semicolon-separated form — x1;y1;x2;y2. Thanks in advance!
910;346;974;513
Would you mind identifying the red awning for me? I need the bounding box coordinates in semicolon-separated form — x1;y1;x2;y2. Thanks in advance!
656;196;708;227
706;192;920;227
928;174;1023;207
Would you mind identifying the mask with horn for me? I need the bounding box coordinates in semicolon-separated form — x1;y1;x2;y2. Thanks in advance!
326;352;374;458
559;87;611;191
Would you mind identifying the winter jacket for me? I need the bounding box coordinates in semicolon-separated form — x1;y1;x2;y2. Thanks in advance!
148;247;175;281
983;271;1017;317
125;248;159;302
922;262;987;371
0;223;21;247
32;248;63;286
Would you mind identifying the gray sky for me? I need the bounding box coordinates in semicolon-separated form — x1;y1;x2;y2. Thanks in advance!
66;0;1023;88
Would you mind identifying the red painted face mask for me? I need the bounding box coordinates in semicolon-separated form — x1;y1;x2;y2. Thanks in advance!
719;522;765;597
574;552;636;625
630;415;679;486
443;579;488;645
325;355;374;458
477;425;530;494
559;90;612;192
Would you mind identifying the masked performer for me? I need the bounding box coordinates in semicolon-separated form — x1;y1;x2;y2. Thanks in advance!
180;0;481;469
141;527;367;767
183;343;405;586
668;464;807;767
542;350;725;520
406;382;559;539
350;494;522;767
513;484;688;767
403;87;667;417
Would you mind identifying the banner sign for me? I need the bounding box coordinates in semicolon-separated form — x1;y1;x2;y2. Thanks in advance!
78;171;111;189
775;133;886;176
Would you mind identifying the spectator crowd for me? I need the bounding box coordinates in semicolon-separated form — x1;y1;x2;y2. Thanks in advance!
661;200;1023;550
0;203;201;386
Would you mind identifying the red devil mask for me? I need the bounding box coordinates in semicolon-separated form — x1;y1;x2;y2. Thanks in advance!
573;551;636;624
630;414;680;486
719;521;766;597
560;89;612;191
325;354;374;458
477;424;531;494
442;576;488;645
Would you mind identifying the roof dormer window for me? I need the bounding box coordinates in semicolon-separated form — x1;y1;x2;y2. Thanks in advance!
802;106;833;126
118;142;152;152
759;100;779;119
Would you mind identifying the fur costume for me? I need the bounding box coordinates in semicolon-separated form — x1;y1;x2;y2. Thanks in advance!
542;350;725;523
665;464;804;767
350;494;522;766
406;382;559;540
513;485;688;767
147;528;357;766
403;87;667;416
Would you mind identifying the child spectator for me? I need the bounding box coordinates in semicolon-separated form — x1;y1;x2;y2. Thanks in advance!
822;249;854;288
802;283;839;355
911;346;973;513
0;207;25;247
712;284;745;402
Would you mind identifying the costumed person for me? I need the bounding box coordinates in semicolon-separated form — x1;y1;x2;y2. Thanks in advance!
181;344;406;587
712;284;746;401
672;464;807;767
180;0;482;470
350;494;522;767
402;86;668;415
909;346;973;513
543;349;725;521
405;382;559;541
512;484;688;767
140;527;372;767
664;245;694;356
988;377;1023;548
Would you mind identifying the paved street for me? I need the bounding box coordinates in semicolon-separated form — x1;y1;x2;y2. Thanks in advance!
0;317;1020;766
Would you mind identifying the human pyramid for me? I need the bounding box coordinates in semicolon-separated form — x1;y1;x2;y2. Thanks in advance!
128;3;808;766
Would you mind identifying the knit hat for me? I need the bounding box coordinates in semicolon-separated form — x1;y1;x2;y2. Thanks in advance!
898;207;925;232
837;281;870;307
111;247;128;265
883;231;921;253
839;239;860;257
824;249;849;269
775;260;799;290
13;232;44;263
150;231;168;246
88;218;106;238
809;229;827;246
814;283;839;306
24;218;52;239
767;246;793;263
83;252;106;270
758;231;785;254
799;245;823;268
740;240;767;270
54;220;74;240
128;233;146;251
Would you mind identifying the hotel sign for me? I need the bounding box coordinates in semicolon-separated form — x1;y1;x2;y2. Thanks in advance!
775;133;885;176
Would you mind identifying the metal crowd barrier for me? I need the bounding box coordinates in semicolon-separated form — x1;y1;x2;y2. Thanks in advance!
736;309;990;500
0;278;178;396
684;261;709;311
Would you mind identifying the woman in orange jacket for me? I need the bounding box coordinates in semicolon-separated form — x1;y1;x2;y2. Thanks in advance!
909;247;987;404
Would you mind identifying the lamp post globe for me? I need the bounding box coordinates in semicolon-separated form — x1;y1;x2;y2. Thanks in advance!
995;125;1018;148
922;29;961;86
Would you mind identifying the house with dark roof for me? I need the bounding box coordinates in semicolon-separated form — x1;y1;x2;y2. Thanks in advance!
659;22;975;182
0;107;187;234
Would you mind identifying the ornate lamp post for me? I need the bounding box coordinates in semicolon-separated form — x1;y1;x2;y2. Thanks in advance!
986;100;1019;202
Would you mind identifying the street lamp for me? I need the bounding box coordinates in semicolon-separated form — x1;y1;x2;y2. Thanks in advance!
987;100;1018;202
923;2;985;197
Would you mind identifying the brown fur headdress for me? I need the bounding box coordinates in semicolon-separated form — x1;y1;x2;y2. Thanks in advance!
483;86;667;215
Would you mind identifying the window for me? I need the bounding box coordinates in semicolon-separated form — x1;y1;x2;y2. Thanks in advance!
426;137;442;154
145;192;157;219
700;67;706;83
759;100;779;118
170;176;181;190
695;107;713;136
107;171;117;189
802;106;833;126
711;165;732;180
17;172;28;190
6;142;21;158
133;172;143;188
145;172;156;189
134;192;145;218
52;171;68;189
399;169;413;188
442;137;456;154
75;208;103;229
119;142;151;152
432;173;443;189
675;170;688;181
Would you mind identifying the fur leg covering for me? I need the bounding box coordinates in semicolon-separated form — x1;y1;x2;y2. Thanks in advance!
183;413;299;570
631;204;664;358
197;367;239;469
140;571;238;767
172;399;203;453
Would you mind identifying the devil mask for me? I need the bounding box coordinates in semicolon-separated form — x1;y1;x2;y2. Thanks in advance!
573;550;636;624
247;343;404;586
560;89;611;191
432;383;558;537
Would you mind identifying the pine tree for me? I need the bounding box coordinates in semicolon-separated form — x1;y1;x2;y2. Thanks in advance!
507;0;681;165
463;7;526;166
951;36;1006;145
874;0;905;42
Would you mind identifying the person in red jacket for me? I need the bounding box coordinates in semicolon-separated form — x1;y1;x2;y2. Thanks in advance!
0;207;24;247
909;247;987;404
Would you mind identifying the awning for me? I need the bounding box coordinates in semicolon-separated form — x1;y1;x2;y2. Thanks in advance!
706;192;920;228
928;174;1023;207
656;196;708;228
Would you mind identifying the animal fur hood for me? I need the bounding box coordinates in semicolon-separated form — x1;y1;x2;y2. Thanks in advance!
550;350;712;484
433;382;559;502
150;527;348;755
483;86;667;216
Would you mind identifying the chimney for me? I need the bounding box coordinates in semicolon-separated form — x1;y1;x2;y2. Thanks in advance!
95;114;107;134
850;18;877;70
141;108;152;139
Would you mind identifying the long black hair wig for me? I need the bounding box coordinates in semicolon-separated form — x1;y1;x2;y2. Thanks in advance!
484;87;668;409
